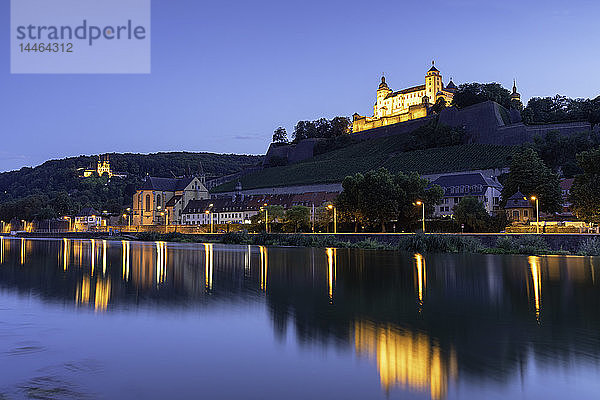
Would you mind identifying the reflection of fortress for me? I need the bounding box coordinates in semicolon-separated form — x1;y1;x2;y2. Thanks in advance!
354;321;457;399
1;237;600;399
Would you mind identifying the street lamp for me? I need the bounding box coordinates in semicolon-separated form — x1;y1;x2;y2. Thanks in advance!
416;201;425;233
327;204;337;234
261;203;268;233
63;216;72;232
531;196;540;234
205;209;213;233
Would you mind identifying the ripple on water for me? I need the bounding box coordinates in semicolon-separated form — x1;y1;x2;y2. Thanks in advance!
6;344;45;356
17;376;91;400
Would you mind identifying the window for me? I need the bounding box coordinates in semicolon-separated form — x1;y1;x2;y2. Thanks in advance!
156;194;161;208
524;210;529;217
513;210;520;219
145;194;151;211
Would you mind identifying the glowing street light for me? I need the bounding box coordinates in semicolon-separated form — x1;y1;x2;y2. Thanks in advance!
327;204;337;234
260;203;268;233
416;201;425;233
531;196;540;234
205;209;213;233
63;216;72;232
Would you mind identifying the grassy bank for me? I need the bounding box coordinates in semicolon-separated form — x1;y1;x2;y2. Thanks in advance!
132;232;600;257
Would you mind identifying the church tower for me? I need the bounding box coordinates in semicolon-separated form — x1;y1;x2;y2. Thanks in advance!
425;61;443;104
510;79;521;103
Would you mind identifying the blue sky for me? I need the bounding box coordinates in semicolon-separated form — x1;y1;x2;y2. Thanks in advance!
1;0;599;172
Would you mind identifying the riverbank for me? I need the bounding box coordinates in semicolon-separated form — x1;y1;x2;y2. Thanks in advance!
15;231;600;256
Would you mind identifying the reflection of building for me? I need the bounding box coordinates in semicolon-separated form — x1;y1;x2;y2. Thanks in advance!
428;173;503;216
132;176;209;226
504;191;534;223
353;62;457;133
354;321;457;399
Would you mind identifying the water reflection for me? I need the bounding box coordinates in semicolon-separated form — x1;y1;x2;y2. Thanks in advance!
354;321;457;399
0;238;600;399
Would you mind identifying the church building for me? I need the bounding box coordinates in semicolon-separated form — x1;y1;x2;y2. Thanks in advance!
353;62;457;133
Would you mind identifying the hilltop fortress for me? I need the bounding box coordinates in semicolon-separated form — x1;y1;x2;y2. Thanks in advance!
264;62;593;167
353;61;458;133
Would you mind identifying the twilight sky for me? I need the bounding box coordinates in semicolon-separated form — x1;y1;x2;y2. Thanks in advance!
1;0;599;172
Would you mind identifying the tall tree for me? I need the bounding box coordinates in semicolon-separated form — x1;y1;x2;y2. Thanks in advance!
501;147;562;213
336;173;365;232
570;147;600;223
453;196;490;232
451;83;513;110
284;206;310;232
272;127;288;143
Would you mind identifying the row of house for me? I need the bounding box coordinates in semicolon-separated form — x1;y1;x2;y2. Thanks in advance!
181;192;338;225
124;171;573;228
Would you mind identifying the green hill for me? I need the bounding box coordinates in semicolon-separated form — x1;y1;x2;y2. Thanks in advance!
0;152;262;221
213;138;518;192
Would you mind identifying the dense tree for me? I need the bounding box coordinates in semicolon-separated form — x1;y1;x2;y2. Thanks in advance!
313;205;333;232
501;148;562;213
336;174;364;232
451;83;513;110
359;169;400;232
394;172;444;228
431;97;447;114
272;127;288;143
570;147;600;223
406;121;467;150
284;206;310;232
337;168;443;232
522;95;600;126
292;117;350;143
453;196;490;232
531;130;600;177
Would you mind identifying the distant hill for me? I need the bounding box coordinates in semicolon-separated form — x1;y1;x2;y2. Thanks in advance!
213;136;518;192
0;152;262;221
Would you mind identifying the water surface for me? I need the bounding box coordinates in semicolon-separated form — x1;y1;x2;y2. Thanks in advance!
0;237;599;399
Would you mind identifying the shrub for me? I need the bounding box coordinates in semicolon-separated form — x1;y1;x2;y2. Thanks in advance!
578;238;600;256
397;234;482;253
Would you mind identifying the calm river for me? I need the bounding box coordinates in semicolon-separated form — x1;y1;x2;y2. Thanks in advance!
0;237;599;399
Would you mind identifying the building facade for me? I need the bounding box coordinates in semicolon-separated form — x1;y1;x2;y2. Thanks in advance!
182;192;339;227
74;207;105;231
429;173;503;217
353;62;457;133
132;176;209;226
504;191;535;223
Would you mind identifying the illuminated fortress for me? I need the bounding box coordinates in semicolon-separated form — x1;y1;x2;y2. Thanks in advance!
353;62;457;133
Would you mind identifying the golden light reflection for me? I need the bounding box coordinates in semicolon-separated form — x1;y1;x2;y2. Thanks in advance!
62;238;69;271
122;241;130;281
204;243;213;290
529;256;542;322
326;248;337;302
94;278;111;312
0;237;4;264
415;253;426;306
20;238;25;265
156;241;167;285
259;245;268;292
102;240;107;275
76;276;91;306
244;245;251;276
90;239;96;276
354;321;457;400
